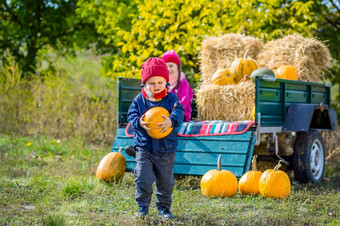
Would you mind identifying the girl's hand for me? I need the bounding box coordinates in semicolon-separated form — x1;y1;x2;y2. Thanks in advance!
156;115;172;133
140;115;151;132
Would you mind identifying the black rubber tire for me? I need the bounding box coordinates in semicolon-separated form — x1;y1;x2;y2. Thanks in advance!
293;129;325;183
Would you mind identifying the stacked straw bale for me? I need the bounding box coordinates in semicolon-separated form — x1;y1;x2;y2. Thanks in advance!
195;79;255;121
200;33;263;84
256;34;331;82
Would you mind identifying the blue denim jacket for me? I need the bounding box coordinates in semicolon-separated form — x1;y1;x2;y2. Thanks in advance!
127;92;184;154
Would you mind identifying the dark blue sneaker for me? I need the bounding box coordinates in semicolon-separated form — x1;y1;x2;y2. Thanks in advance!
136;206;148;218
158;207;174;220
125;145;136;158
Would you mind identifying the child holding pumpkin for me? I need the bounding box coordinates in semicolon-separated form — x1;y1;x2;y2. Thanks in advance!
127;57;184;219
161;50;193;122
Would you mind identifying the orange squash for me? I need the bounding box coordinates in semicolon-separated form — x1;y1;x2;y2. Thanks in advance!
276;65;298;80
96;147;126;183
259;160;291;199
211;68;235;85
144;107;173;139
200;155;238;198
230;50;258;83
238;155;262;195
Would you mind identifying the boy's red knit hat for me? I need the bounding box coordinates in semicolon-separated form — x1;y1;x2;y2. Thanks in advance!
141;57;169;84
162;50;181;65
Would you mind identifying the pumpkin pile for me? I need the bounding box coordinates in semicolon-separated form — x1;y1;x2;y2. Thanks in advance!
201;158;291;199
195;33;331;121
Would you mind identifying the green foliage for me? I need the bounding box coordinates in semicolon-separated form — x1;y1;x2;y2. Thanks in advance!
0;51;117;144
0;0;98;75
78;0;316;82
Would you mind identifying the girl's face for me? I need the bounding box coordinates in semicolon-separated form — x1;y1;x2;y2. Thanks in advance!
144;76;167;94
166;62;179;77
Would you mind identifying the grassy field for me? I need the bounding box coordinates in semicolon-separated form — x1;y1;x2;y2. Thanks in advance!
0;134;339;225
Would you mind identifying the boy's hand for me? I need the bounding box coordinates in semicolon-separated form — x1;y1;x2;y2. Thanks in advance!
156;115;172;133
140;115;151;133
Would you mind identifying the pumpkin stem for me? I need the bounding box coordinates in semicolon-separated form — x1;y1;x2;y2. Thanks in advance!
251;155;257;171
273;160;283;171
118;147;123;154
217;155;222;171
244;49;249;59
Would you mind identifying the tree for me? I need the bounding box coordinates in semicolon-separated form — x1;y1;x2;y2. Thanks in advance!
78;0;317;82
0;0;98;76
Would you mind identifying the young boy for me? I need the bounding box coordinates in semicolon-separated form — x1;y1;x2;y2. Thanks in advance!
127;57;184;219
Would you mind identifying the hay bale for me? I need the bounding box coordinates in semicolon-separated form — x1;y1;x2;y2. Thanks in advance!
256;34;331;82
199;33;263;84
195;79;255;121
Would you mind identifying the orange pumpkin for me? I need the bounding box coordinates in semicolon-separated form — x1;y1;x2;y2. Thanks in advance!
144;107;173;139
276;65;298;80
259;161;291;199
238;155;262;195
211;68;235;85
200;155;238;198
96;147;126;183
230;50;258;83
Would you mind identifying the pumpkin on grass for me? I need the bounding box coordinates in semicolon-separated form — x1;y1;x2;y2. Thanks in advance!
276;65;298;80
96;147;126;183
211;68;235;85
200;155;238;198
230;49;258;83
144;106;173;139
259;160;291;199
238;155;262;195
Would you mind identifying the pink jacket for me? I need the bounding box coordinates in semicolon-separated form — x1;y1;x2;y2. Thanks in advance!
170;77;193;122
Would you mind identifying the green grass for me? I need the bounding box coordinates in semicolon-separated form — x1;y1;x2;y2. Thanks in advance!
1;135;339;225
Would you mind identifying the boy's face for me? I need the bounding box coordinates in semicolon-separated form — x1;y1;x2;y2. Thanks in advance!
166;62;178;77
144;76;167;94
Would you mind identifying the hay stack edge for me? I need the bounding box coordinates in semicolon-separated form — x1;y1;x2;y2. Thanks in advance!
196;33;331;122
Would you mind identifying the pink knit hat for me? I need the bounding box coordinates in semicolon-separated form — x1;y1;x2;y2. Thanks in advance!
141;57;169;84
162;50;181;65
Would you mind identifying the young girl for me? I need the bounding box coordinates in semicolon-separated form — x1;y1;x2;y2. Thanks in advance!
162;50;193;122
127;57;184;219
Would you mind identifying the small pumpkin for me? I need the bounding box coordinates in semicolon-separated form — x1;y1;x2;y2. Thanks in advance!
211;68;235;85
238;155;262;195
144;107;173;139
200;155;238;198
96;147;126;183
250;68;276;81
276;65;298;80
230;50;258;83
259;160;291;199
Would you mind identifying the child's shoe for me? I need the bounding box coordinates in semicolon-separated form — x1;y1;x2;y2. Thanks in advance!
136;206;148;218
125;145;136;158
158;206;174;220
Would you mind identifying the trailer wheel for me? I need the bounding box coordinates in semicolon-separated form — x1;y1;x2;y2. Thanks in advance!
293;129;325;183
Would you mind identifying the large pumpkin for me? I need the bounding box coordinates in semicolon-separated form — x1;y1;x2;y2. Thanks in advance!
238;155;262;195
211;68;235;86
200;155;238;198
259;161;291;199
96;147;126;183
144;107;173;139
276;65;298;80
230;50;258;83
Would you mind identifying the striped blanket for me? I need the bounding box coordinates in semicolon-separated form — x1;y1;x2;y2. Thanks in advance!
125;120;254;137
